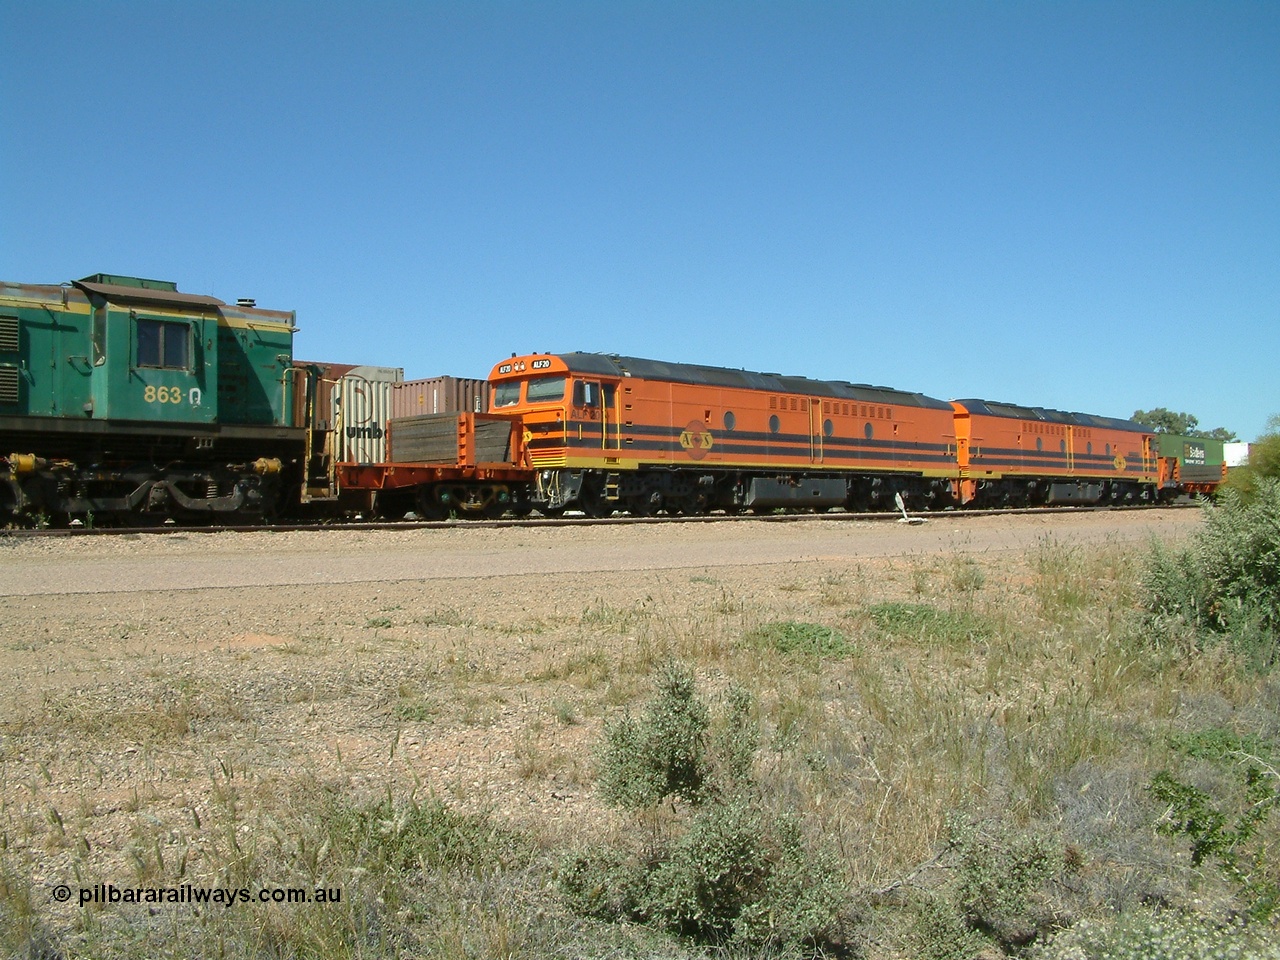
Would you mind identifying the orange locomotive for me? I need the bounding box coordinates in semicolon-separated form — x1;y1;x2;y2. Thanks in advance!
489;352;959;515
950;399;1158;507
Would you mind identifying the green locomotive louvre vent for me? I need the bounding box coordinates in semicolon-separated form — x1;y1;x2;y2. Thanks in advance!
0;364;19;404
0;316;18;353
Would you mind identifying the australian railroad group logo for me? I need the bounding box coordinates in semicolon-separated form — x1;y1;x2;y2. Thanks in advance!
679;421;714;460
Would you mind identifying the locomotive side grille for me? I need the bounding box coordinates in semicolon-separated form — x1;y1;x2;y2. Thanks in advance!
529;451;567;467
0;316;18;353
0;364;19;404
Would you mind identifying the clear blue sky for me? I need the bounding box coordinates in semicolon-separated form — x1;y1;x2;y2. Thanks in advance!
3;1;1276;440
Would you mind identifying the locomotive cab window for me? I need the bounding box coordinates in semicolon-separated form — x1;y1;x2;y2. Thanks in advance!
136;318;189;370
493;382;521;407
525;375;566;403
572;380;600;407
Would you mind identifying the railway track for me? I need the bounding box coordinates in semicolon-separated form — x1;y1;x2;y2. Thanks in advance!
0;501;1198;538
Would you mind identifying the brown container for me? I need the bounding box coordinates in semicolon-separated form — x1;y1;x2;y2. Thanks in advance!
390;376;489;420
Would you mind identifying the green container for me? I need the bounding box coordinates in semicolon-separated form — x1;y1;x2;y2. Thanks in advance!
1154;433;1225;485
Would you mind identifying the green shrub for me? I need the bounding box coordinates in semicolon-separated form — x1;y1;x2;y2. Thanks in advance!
597;661;711;808
1149;767;1280;921
567;663;845;951
558;843;648;921
326;793;530;875
643;799;843;947
561;800;844;950
950;815;1067;949
866;602;993;645
909;894;986;960
744;620;853;658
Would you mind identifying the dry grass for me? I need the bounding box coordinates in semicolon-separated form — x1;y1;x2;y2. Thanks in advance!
1;536;1278;958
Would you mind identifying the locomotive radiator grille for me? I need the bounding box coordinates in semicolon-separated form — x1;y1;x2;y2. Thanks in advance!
0;364;18;404
0;316;18;353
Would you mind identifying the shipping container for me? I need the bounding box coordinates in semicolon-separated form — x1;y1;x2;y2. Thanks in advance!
291;361;404;431
1152;433;1225;486
1225;441;1250;468
333;375;397;464
391;376;489;420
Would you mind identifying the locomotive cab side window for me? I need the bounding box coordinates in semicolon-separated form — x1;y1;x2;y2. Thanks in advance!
136;318;190;370
526;376;566;403
493;382;521;407
572;380;600;408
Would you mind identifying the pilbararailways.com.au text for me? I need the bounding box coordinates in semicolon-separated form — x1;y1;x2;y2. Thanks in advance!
62;884;342;908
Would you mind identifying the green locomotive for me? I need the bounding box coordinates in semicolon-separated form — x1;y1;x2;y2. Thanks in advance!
0;273;304;524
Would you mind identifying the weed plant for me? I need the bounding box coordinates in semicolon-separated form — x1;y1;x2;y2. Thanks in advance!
565;664;847;952
1145;478;1280;671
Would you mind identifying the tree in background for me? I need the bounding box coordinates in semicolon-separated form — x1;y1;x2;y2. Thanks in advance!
1131;407;1237;441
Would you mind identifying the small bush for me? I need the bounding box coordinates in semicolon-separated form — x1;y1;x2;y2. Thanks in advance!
910;894;986;960
950;815;1067;949
561;800;844;950
1144;479;1280;671
326;794;530;875
744;620;853;658
567;663;846;952
1032;909;1280;960
1149;767;1280;921
643;799;844;947
597;661;710;808
1167;727;1276;763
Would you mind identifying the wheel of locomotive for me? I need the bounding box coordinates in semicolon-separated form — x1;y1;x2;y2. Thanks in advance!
625;495;654;517
579;488;615;519
631;487;663;517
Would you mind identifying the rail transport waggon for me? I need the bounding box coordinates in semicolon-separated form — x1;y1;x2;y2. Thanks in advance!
1;271;1226;526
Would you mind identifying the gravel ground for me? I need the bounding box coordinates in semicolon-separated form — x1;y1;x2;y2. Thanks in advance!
0;508;1202;929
